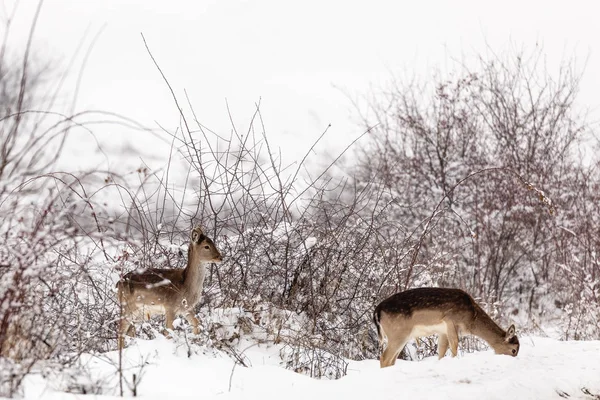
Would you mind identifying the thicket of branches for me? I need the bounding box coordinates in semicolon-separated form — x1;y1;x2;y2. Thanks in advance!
352;49;600;340
0;6;151;395
0;9;598;396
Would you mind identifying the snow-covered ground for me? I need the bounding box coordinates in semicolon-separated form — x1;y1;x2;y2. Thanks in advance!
17;334;600;400
3;4;600;399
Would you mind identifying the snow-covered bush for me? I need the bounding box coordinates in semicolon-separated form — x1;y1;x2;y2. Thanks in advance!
351;47;600;340
2;15;599;397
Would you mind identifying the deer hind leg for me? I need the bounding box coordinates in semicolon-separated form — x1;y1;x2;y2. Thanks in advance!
444;320;459;357
380;330;410;368
437;333;449;359
118;316;134;350
163;309;176;337
184;312;201;335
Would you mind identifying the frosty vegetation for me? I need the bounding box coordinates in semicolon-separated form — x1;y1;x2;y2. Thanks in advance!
1;9;599;398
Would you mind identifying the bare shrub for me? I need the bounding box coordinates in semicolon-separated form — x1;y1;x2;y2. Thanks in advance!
3;19;599;398
351;46;599;341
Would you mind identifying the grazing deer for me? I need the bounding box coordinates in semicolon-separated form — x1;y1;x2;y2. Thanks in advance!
117;226;222;349
373;287;519;367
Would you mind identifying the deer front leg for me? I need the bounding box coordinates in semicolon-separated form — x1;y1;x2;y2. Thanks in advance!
184;312;201;335
445;320;459;357
164;309;176;338
438;333;449;359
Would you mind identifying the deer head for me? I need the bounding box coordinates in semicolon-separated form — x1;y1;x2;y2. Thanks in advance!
189;226;222;264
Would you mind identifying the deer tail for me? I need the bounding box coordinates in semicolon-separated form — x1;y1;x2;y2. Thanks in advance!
373;305;387;350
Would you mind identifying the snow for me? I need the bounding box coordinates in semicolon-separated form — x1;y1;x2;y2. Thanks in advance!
303;237;317;250
3;3;600;400
14;335;600;400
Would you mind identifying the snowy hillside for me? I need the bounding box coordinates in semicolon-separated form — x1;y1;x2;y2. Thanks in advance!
3;3;600;400
17;334;600;400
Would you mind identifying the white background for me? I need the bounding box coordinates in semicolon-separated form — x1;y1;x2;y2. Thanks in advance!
4;0;599;167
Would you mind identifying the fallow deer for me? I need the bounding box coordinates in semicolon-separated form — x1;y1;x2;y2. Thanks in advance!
117;226;222;349
373;287;519;367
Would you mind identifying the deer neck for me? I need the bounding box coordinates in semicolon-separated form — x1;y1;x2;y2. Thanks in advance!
181;246;207;304
469;307;507;351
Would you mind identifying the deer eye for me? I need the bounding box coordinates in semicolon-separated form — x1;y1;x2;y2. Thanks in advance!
204;245;210;250
512;349;516;355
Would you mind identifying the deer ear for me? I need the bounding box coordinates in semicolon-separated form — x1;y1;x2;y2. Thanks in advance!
505;324;516;339
191;226;203;242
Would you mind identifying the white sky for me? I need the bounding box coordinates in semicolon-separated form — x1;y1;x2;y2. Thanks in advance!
4;0;600;169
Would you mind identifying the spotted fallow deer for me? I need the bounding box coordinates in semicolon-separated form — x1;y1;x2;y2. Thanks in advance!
117;226;222;349
373;287;519;367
